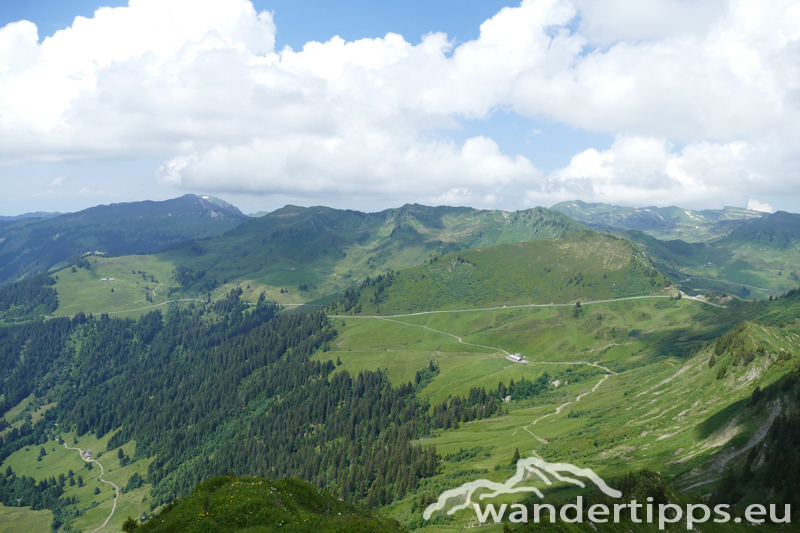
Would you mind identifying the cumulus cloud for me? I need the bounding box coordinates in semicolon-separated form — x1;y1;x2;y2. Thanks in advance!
527;135;770;207
158;135;538;200
747;199;775;213
1;0;799;210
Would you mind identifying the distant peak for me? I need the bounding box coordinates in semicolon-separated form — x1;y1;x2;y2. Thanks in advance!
193;195;245;217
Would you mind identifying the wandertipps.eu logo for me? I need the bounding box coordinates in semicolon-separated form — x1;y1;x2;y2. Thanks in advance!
424;456;793;528
423;456;621;522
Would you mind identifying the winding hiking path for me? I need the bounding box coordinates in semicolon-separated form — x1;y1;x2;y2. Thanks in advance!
332;309;619;438
531;366;616;425
373;316;512;357
328;295;722;435
63;443;120;532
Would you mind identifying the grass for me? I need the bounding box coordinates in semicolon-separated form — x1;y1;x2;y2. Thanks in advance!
401;339;797;531
0;504;53;533
336;232;669;316
321;296;800;531
324;298;723;395
12;290;790;531
51;254;185;318
1;429;154;533
1;395;58;439
136;476;405;532
2;394;33;424
44;204;586;317
626;227;800;301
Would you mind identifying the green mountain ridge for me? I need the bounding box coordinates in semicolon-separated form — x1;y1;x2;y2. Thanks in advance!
42;203;586;317
3;199;800;532
333;231;669;315
0;194;248;287
722;210;800;249
622;211;800;300
0;211;61;222
552;200;766;242
2;237;800;531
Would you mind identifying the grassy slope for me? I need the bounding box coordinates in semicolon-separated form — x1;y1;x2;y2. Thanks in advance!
9;206;800;531
50;254;189;319
48;204;585;316
553;202;800;300
1;428;153;533
0;504;52;533
0;195;247;286
322;292;800;531
336;232;668;315
165;204;585;302
136;476;405;533
551;200;764;243
6;275;798;532
626;230;800;301
699;211;800;296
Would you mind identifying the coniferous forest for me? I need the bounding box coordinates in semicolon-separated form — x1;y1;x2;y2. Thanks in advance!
0;289;511;525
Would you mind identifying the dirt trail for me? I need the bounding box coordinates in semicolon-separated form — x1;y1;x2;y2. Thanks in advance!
63;443;120;533
329;294;722;321
349;312;619;441
374;316;512;357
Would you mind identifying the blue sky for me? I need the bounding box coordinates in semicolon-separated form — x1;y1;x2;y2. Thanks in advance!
0;0;796;215
3;1;514;47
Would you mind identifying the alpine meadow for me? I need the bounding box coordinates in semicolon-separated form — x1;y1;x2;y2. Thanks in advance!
2;1;800;532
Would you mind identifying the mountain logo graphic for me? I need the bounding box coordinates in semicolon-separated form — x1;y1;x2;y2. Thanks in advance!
423;456;622;520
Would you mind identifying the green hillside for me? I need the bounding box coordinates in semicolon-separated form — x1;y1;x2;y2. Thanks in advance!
0;296;441;531
136;476;405;532
165;203;585;298
3;263;800;531
321;290;800;530
624;213;800;301
332;232;669;315
45;203;585;316
5;200;800;532
0;194;247;287
552;200;764;242
549;202;800;302
722;210;800;249
0;273;58;324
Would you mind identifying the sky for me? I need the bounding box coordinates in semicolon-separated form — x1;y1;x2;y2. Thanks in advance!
0;0;798;216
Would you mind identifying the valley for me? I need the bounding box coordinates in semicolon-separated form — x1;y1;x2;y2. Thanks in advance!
0;198;799;531
326;296;799;530
3;1;799;529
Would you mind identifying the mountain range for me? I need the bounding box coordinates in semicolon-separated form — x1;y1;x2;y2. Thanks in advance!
551;199;766;242
0;196;799;532
0;194;247;287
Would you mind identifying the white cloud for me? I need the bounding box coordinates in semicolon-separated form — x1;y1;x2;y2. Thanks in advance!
158;134;539;201
527;134;787;208
572;0;729;47
1;0;799;210
747;199;775;213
